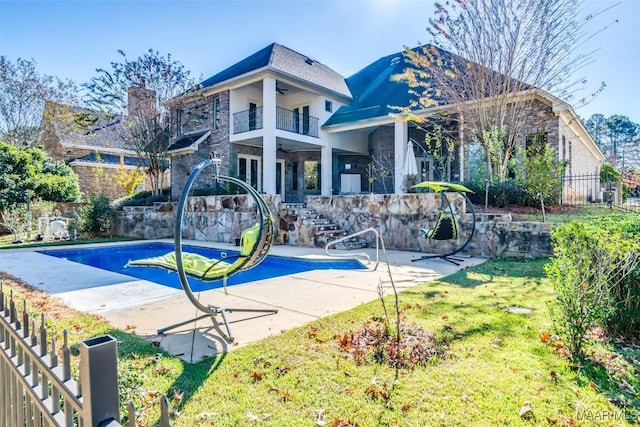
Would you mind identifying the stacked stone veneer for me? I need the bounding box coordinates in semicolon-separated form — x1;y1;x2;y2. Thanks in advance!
303;195;553;258
115;194;283;244
115;194;554;258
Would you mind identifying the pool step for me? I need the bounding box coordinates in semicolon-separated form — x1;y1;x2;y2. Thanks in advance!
333;239;369;250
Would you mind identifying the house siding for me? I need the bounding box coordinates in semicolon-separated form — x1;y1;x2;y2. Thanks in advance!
519;99;559;155
38;101;159;201
170;91;231;201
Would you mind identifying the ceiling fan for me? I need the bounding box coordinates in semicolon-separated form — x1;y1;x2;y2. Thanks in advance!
275;83;289;95
277;143;291;153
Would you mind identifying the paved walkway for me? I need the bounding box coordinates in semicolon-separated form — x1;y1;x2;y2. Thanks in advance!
0;240;487;363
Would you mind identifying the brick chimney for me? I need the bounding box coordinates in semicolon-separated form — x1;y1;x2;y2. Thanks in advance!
127;85;156;118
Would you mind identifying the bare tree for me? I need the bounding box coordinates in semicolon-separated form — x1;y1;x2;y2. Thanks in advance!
0;57;79;147
84;49;196;195
396;0;608;182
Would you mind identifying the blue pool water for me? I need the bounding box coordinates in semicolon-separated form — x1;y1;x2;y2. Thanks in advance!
37;243;365;292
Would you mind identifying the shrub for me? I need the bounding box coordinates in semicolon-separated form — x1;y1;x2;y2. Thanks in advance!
80;194;114;237
113;188;170;208
546;215;640;358
462;180;527;207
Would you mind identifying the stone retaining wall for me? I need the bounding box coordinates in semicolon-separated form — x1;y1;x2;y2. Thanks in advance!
304;195;553;258
114;194;553;258
115;195;283;244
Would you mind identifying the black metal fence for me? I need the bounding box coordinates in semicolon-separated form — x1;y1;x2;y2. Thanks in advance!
0;284;172;426
560;173;640;213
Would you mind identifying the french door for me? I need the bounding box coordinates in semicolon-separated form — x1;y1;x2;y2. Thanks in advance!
238;154;261;191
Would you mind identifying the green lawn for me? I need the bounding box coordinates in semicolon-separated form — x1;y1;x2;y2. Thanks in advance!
0;233;140;249
513;206;618;223
3;258;638;426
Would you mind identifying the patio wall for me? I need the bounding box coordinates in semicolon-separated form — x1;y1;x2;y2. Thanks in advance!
114;195;284;244
114;194;553;258
304;195;553;258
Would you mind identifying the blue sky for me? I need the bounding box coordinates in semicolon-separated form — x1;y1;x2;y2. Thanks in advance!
1;0;638;123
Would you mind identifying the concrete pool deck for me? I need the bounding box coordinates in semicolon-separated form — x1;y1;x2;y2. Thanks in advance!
0;240;487;363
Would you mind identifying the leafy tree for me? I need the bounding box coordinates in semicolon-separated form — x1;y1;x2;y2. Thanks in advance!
585;114;639;167
0;140;80;210
79;194;114;238
0;57;79;147
84;49;196;195
113;155;146;195
517;140;566;207
584;113;607;147
395;0;606;183
605;115;638;167
599;162;621;183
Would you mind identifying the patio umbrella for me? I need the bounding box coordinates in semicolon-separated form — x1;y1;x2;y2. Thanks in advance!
403;140;419;177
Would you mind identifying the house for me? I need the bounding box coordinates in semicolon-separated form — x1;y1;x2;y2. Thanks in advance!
39;87;168;200
167;42;604;203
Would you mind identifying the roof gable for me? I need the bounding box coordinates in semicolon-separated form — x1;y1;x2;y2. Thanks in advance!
43;101;133;151
198;43;274;89
196;43;351;98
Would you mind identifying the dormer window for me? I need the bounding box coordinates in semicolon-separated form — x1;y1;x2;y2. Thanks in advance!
325;100;333;113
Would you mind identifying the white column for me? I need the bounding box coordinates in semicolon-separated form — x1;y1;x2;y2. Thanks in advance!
262;77;277;194
321;144;332;196
394;119;408;194
458;114;464;182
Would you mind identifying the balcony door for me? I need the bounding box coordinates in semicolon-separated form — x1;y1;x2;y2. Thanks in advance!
238;154;261;191
249;102;257;131
292;105;310;135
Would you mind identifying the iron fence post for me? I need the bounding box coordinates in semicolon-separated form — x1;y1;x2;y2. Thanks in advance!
79;334;120;426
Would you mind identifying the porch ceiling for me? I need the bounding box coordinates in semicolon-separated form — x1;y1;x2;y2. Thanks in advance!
233;137;360;155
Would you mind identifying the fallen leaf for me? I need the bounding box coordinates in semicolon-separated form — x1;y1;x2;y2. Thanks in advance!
195;412;218;421
519;402;533;419
559;415;576;427
172;390;184;403
540;331;552;343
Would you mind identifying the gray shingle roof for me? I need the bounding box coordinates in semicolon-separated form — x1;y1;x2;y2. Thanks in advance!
324;44;531;127
69;152;150;167
196;43;351;98
44;102;133;151
323;48;428;127
167;129;210;152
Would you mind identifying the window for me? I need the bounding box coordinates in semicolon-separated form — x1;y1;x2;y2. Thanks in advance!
292;162;298;191
249;102;257;131
304;160;320;190
212;96;220;131
176;109;183;136
561;135;566;161
325;100;333;113
568;140;572;175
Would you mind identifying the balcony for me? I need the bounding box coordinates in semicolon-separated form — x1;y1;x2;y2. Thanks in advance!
233;106;319;138
276;106;319;138
233;106;263;133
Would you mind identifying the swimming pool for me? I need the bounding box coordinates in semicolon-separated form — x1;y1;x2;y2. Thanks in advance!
38;243;365;292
